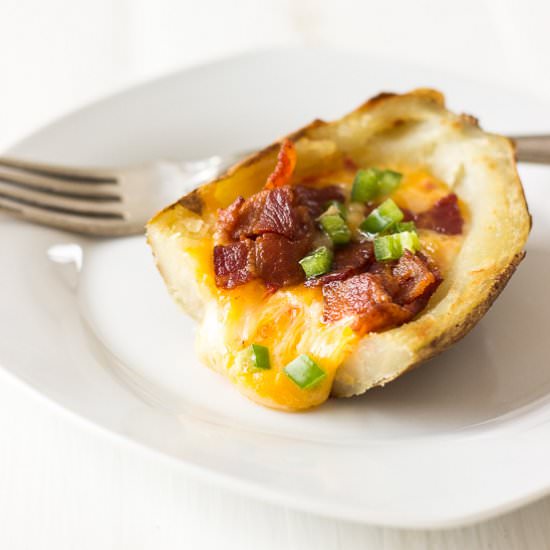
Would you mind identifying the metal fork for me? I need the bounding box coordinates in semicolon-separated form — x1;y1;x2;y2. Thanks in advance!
0;135;547;237
0;151;250;236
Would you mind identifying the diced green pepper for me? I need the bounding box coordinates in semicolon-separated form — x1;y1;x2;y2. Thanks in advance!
374;230;420;261
378;170;403;195
351;168;403;203
284;354;326;389
324;200;347;218
249;344;271;370
319;214;352;245
299;246;333;278
360;199;404;234
393;221;417;234
351;168;381;202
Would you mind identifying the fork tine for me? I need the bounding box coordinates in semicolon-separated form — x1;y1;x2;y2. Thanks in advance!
0;196;136;236
0;165;120;199
0;181;124;218
0;156;117;183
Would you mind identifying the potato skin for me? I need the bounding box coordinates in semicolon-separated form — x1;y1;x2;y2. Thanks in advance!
400;251;525;375
147;89;531;400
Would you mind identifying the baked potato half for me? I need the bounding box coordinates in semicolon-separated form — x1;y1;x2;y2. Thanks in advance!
147;89;530;410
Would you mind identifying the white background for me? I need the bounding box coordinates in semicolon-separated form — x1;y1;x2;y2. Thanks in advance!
2;0;550;548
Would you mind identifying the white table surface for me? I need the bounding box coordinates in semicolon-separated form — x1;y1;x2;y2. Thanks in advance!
2;1;550;548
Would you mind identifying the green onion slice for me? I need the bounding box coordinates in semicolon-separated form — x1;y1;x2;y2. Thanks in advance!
319;214;352;245
378;170;403;196
324;200;347;218
299;246;333;278
351;168;381;202
351;168;403;203
284;354;326;389
374;230;420;261
246;343;271;370
360;198;404;234
393;221;417;234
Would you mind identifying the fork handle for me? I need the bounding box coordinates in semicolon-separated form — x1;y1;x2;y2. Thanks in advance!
511;135;550;164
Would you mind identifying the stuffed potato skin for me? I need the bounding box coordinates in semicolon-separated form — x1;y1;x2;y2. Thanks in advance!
147;89;530;404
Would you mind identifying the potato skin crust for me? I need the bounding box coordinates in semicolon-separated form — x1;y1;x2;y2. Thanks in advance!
147;89;531;401
406;250;525;373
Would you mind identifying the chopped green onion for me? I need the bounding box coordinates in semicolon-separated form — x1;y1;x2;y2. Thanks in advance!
360;198;404;234
393;221;417;234
351;168;381;202
324;200;347;218
378;170;403;195
299;246;333;278
245;343;271;370
284;354;326;389
319;214;351;245
351;168;403;203
374;231;420;261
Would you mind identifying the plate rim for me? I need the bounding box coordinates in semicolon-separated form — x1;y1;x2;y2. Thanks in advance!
2;362;548;531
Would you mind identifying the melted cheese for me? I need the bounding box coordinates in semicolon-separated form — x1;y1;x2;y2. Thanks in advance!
189;167;465;410
197;281;358;409
419;230;463;276
391;169;451;212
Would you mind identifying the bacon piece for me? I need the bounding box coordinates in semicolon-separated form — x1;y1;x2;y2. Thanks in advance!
219;187;313;242
322;251;442;332
250;187;312;240
293;185;346;217
213;240;256;289
354;303;413;333
216;182;343;244
401;208;415;222
265;139;297;189
322;273;411;332
391;251;442;305
305;242;374;287
215;196;245;241
213;182;321;289
415;193;463;235
333;241;375;271
369;261;400;296
369;251;441;305
323;273;391;322
255;233;311;288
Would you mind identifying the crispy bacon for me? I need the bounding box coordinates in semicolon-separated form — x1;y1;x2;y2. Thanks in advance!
391;251;441;304
353;303;413;333
305;242;374;287
293;185;345;217
255;233;311;288
215;196;245;241
322;273;411;332
217;187;313;242
401;208;415;222
322;251;441;332
213;240;256;289
415;193;463;235
333;241;375;271
265;139;297;189
323;273;391;322
369;261;399;296
251;188;312;240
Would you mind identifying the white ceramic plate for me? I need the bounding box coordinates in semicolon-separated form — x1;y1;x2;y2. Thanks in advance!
2;49;550;529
